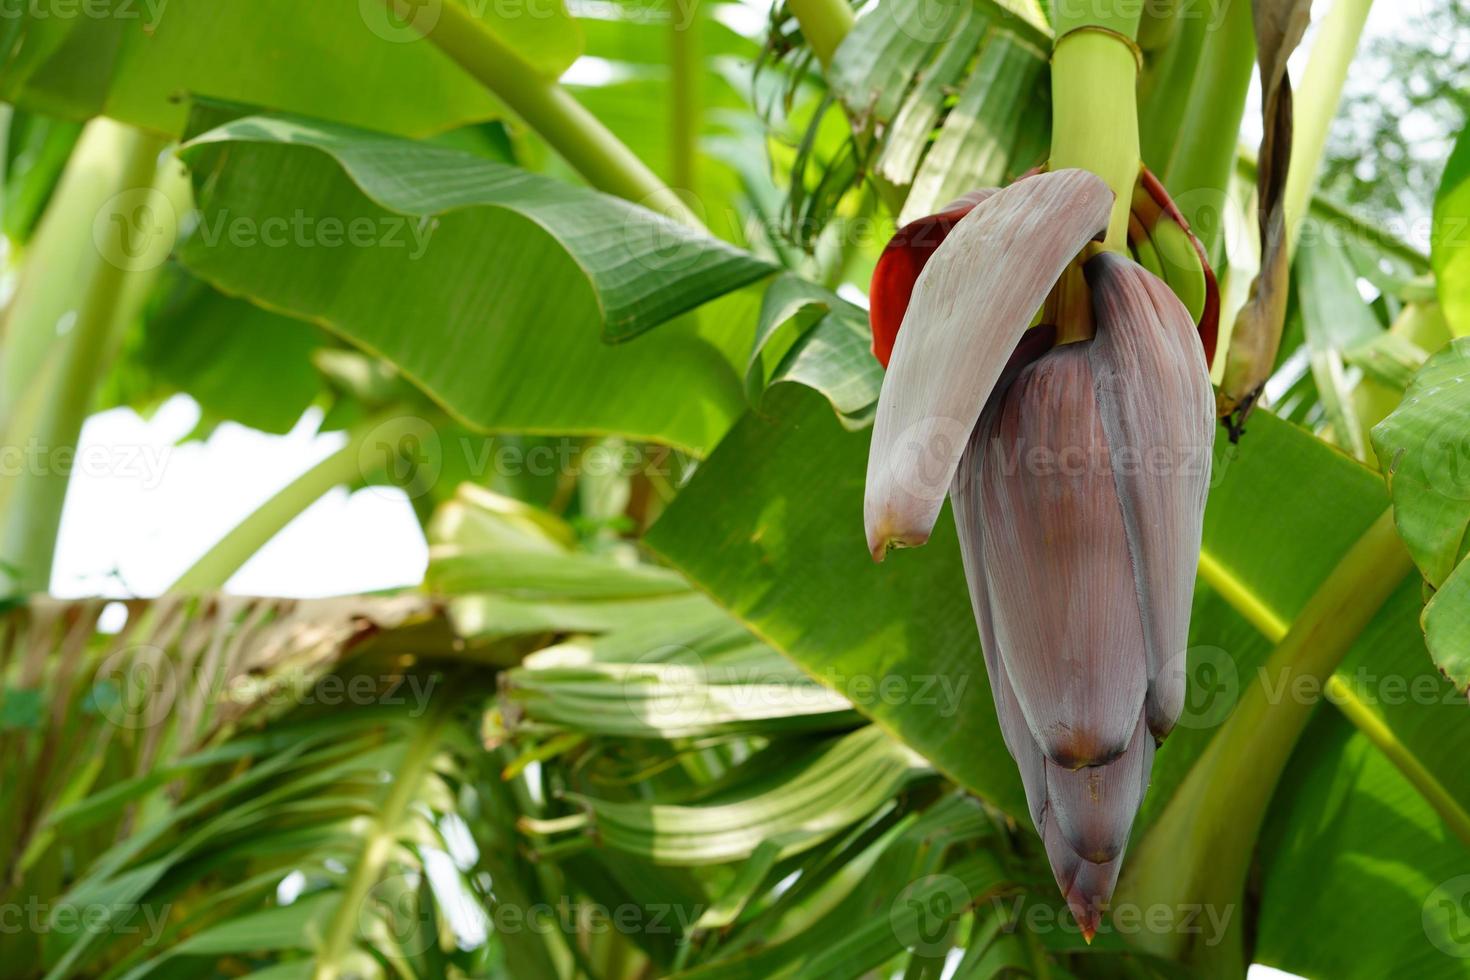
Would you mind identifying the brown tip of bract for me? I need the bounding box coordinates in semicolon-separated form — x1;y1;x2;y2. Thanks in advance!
867;521;930;563
1064;857;1120;945
1042;814;1119;943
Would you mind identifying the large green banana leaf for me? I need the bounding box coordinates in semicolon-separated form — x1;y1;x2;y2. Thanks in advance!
175;114;776;455
648;384;1027;815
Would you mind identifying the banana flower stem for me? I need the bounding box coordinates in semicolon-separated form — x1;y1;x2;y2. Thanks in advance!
1049;26;1142;251
0;120;170;593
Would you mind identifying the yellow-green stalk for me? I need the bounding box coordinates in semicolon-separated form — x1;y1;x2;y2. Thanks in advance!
0;121;174;593
1049;19;1143;252
785;0;854;70
387;0;699;228
1161;0;1254;260
1115;508;1414;974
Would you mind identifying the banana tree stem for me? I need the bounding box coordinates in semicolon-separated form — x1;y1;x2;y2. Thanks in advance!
1138;6;1207;175
1198;541;1470;851
1119;507;1413;969
1159;0;1255;258
313;702;448;980
670;0;701;193
0;120;169;594
383;0;698;228
1326;675;1470;848
166;415;419;593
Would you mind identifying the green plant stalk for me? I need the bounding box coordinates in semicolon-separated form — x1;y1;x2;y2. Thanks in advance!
1049;29;1141;251
1157;0;1254;259
670;0;700;194
1138;4;1207;172
0;121;149;423
0;120;169;594
1328;675;1470;847
785;0;854;70
313;703;448;980
1118;508;1414;972
1051;2;1142;37
1199;537;1470;851
167;415;420;592
389;0;698;227
1136;0;1183;51
1285;0;1376;257
478;751;575;978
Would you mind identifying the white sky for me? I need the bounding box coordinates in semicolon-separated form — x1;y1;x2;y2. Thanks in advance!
51;396;426;598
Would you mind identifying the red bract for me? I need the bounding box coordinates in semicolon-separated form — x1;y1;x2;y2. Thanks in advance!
869;190;996;368
869;168;1219;370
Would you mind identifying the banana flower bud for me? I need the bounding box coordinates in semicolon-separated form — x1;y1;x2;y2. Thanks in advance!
864;170;1215;938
